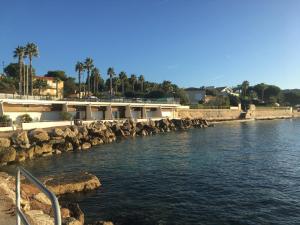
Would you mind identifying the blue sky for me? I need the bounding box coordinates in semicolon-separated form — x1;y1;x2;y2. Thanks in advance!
0;0;299;89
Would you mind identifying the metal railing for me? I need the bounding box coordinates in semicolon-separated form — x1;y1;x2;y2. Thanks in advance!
16;167;61;225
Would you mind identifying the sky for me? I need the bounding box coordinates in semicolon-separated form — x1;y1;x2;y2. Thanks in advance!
0;0;299;89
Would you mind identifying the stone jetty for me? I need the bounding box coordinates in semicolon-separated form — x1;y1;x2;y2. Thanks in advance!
0;118;212;165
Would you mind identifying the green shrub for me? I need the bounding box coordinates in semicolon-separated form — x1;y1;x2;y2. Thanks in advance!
18;114;33;123
60;112;73;120
0;115;12;127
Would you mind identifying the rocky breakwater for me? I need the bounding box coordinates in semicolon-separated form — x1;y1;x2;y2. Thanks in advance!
0;171;101;225
0;118;212;165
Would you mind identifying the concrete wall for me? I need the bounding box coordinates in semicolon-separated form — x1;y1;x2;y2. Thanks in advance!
247;107;293;119
293;110;300;117
22;121;74;130
5;111;62;122
178;109;241;121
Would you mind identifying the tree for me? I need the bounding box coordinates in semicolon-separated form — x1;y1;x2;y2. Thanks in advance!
138;75;145;92
25;42;39;95
84;57;94;96
130;74;137;92
4;63;36;79
107;67;115;97
33;79;48;95
253;83;268;102
113;77;121;94
75;62;85;98
119;71;127;95
162;80;173;93
53;77;61;98
264;85;281;102
64;77;77;97
13;46;26;94
0;77;17;93
241;80;249;98
45;70;67;81
91;67;100;94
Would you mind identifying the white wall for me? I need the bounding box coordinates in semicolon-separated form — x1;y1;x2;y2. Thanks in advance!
22;121;74;130
5;111;62;122
162;110;172;118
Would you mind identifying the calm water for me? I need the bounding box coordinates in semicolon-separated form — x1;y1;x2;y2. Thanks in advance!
3;119;300;225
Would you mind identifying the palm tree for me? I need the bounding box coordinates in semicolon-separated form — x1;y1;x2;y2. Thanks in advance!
84;57;94;96
130;74;137;92
92;67;100;94
241;80;250;98
75;62;85;98
119;71;127;95
13;46;26;95
138;75;145;92
25;42;39;95
114;77;121;94
107;67;115;97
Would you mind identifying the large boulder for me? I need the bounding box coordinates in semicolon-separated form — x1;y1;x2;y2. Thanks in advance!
41;172;101;195
29;129;50;143
0;147;16;164
11;131;30;148
0;137;11;148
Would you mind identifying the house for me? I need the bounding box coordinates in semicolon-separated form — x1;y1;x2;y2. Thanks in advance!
216;86;239;97
34;76;64;99
184;88;206;104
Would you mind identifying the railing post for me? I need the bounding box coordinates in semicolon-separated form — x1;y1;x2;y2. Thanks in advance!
16;168;21;225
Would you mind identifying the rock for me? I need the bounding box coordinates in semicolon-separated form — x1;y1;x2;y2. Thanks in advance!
41;172;101;195
0;137;11;147
34;192;52;205
16;149;27;162
25;210;54;225
61;208;71;219
42;152;52;157
81;142;91;150
54;149;62;154
41;143;53;153
29;128;50;143
88;221;114;225
26;147;35;159
90;137;103;146
52;127;65;137
12;131;30;148
60;142;73;152
62;203;84;225
63;217;82;225
34;145;44;156
0;147;16;164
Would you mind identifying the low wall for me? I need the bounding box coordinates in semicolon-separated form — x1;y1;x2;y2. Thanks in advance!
247;107;293;119
22;121;74;130
293;110;300;117
178;109;241;121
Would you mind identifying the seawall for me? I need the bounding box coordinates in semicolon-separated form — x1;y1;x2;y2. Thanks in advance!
178;106;297;121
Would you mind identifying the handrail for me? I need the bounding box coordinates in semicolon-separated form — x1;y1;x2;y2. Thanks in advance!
16;167;61;225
